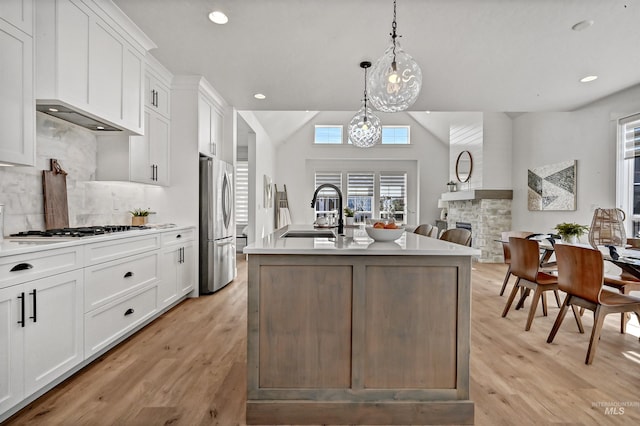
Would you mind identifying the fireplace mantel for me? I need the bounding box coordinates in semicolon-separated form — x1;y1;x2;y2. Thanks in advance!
440;189;513;202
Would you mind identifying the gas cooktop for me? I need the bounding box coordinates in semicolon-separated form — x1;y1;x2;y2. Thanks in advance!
9;225;150;239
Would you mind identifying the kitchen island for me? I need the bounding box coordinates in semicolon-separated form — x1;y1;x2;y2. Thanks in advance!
243;225;480;425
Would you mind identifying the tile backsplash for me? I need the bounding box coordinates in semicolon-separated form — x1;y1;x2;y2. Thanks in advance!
0;113;159;235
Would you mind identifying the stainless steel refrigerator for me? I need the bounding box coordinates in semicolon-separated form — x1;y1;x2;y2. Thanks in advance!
199;155;236;294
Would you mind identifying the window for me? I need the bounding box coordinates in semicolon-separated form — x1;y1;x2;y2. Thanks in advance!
619;114;640;235
235;160;249;226
381;126;410;144
314;172;342;217
314;125;343;144
379;172;407;223
347;173;374;222
313;170;408;224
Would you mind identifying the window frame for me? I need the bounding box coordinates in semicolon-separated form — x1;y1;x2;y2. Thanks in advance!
381;125;411;145
314;125;344;145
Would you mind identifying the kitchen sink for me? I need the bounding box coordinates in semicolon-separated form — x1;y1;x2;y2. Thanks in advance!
280;230;336;238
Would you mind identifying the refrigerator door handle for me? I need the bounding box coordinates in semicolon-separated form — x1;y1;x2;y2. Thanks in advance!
222;171;232;230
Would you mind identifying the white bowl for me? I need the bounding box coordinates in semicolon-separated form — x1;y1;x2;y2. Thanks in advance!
365;226;405;242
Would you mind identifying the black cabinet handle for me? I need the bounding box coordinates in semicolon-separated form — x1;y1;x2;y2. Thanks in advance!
176;234;182;239
124;308;135;316
10;263;33;272
150;164;155;180
155;165;158;181
29;289;37;323
154;90;158;107
124;271;134;278
17;292;25;327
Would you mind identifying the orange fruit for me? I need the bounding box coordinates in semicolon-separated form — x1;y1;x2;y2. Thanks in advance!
384;223;398;229
373;222;385;229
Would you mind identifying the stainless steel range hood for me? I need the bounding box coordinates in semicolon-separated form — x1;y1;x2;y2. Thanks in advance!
36;104;121;132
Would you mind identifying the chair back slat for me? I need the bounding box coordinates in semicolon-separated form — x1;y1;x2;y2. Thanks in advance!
501;231;535;262
554;244;603;303
508;237;541;282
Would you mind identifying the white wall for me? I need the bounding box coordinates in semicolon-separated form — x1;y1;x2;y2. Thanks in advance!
483;112;513;189
511;84;640;233
238;111;277;243
272;111;448;226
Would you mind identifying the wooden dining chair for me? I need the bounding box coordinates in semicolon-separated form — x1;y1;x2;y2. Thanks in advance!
547;244;640;365
602;272;640;333
440;228;472;246
499;231;535;296
502;237;571;331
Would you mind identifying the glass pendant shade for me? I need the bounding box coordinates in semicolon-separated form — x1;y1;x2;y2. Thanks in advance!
348;103;381;148
368;38;422;113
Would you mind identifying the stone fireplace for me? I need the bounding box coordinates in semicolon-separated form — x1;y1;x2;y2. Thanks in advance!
441;190;513;262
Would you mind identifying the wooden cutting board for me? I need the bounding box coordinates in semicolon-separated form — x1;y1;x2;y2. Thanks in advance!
43;159;69;229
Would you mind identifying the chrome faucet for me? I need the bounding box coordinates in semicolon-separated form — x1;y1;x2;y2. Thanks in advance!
311;184;344;235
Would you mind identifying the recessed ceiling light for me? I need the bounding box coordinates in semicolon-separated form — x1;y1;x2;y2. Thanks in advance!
96;126;105;130
208;11;228;24
572;20;594;31
425;111;431;114
580;75;598;83
48;107;59;112
254;93;266;100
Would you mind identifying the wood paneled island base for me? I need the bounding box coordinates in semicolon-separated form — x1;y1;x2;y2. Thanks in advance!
245;241;476;425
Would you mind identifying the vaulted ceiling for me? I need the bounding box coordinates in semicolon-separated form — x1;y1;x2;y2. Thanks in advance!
114;0;640;142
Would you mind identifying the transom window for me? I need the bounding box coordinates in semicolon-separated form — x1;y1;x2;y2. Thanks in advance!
381;126;410;144
314;125;343;144
316;124;410;145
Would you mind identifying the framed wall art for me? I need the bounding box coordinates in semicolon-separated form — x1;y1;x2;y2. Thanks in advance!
528;160;576;211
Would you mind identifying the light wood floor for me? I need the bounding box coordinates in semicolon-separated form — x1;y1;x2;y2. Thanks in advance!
5;256;640;425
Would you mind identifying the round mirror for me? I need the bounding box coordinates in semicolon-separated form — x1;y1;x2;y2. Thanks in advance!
455;150;473;183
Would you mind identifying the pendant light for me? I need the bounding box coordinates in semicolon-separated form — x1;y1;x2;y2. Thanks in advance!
368;0;422;113
348;61;382;148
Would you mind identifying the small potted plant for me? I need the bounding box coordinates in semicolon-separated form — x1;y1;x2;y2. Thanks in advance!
129;208;151;226
447;180;457;192
554;222;589;244
344;207;355;226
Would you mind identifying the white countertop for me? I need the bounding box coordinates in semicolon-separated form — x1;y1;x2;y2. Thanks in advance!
0;225;193;257
244;225;481;256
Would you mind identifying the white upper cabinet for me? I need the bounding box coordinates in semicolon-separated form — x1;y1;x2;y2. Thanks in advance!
35;0;154;134
0;1;34;166
96;53;171;186
0;0;33;35
198;87;224;157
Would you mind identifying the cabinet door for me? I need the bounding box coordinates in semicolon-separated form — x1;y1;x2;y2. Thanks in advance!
0;286;24;414
178;243;195;295
149;112;170;186
198;95;213;156
122;46;143;134
130;110;152;184
211;107;222;157
22;270;83;396
88;19;123;122
158;246;179;310
0;19;34;166
0;0;33;35
147;76;170;119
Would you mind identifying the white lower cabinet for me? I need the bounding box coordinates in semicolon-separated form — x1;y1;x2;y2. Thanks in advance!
0;227;195;421
159;229;195;309
84;283;157;357
0;269;83;413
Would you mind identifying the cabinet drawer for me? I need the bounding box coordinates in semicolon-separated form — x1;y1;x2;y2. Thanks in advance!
84;284;157;357
162;228;195;246
84;251;158;311
84;234;160;265
0;246;83;289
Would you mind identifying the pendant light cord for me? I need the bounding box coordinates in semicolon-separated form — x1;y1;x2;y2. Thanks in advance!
390;0;399;64
363;66;369;122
